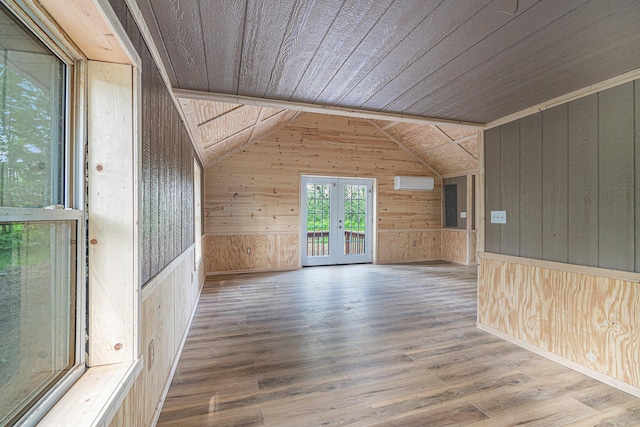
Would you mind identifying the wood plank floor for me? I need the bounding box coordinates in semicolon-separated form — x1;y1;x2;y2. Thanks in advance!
157;262;640;426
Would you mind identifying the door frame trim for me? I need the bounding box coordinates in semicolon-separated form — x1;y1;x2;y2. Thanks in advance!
300;175;376;267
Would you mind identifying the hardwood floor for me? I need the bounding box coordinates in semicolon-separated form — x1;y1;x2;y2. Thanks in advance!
157;262;640;426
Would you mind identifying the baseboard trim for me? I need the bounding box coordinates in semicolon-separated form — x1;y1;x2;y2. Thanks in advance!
476;322;640;399
148;270;205;426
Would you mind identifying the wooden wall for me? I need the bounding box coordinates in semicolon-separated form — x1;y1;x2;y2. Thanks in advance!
109;0;196;285
478;253;640;393
484;80;640;272
105;1;203;426
204;113;442;272
109;248;203;427
480;78;640;397
441;229;468;265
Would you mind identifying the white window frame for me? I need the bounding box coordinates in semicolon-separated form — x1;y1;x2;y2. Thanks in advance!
2;0;145;425
0;2;87;425
194;159;202;267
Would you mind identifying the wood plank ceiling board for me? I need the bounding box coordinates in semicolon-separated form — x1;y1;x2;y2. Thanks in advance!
338;0;491;109
138;0;640;124
315;0;440;106
385;123;451;150
200;105;261;147
381;0;548;114
198;0;246;93
420;143;478;176
437;125;478;142
424;0;640;122
458;139;479;159
287;0;395;103
145;0;208;90
192;100;239;126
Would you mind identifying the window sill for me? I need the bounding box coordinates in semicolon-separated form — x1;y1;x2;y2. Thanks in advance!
38;358;143;427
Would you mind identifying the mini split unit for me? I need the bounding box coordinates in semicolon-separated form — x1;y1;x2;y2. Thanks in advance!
393;176;435;191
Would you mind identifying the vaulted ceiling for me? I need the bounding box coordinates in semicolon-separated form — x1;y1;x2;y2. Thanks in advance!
135;0;640;169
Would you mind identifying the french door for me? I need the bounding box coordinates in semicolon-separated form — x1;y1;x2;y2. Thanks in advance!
301;176;373;266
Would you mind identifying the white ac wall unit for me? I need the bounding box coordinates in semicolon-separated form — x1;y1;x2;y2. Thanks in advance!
393;176;435;191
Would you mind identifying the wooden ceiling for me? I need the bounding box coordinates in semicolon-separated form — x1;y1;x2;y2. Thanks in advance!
136;0;640;168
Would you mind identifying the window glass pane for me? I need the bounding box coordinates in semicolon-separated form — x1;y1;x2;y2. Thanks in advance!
0;5;66;208
0;220;76;425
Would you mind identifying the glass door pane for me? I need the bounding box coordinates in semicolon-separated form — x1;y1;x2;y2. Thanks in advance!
305;182;332;258
342;185;367;256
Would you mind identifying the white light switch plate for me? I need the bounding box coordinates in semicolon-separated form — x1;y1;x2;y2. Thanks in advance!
460;211;467;218
491;210;507;224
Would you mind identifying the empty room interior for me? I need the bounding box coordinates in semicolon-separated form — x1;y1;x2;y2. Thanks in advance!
1;0;640;426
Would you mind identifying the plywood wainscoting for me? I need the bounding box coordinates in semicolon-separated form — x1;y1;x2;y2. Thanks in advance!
206;233;299;273
109;246;205;426
478;252;640;397
441;229;468;265
377;229;441;263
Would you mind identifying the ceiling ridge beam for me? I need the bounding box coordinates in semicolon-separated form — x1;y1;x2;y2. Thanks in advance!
174;88;483;130
366;119;442;179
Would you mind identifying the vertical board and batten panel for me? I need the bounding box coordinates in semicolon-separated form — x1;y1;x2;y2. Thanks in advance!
541;104;568;263
484;77;640;272
598;83;634;271
499;120;520;256
567;94;598;267
519;113;542;259
479;77;640;399
484;127;501;253
636;81;640;272
205;114;442;272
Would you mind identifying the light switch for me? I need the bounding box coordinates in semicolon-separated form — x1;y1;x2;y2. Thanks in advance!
491;210;507;224
460;211;467;219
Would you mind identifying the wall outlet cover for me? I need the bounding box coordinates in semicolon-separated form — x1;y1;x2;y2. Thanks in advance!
491;210;507;224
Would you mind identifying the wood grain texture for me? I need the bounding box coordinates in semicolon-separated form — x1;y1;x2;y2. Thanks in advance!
598;82;635;271
636;80;640;273
199;0;246;93
432;0;640;123
483;127;501;253
87;61;136;366
111;1;197;284
204;114;442;271
40;0;134;64
109;248;202;427
148;0;208;90
499;120;520;256
518;112;543;259
478;254;640;390
441;229;468;265
377;230;441;264
205;234;299;273
542;104;568;263
156;263;640;426
568;94;598;267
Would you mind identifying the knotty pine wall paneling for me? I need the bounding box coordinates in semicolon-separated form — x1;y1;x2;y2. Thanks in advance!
105;2;203;426
205;114;443;272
